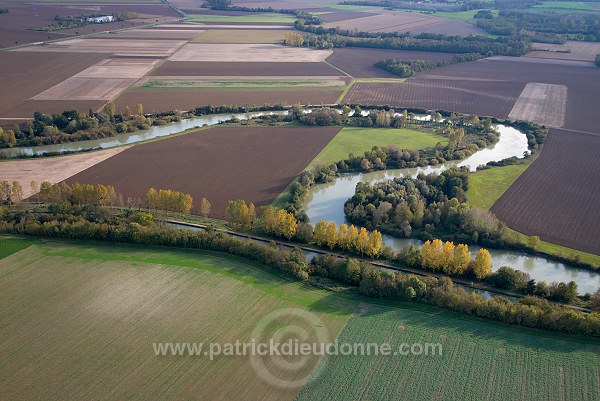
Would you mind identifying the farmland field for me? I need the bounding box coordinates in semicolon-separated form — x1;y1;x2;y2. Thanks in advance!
0;240;352;401
115;86;343;113
526;41;600;62
187;13;296;23
309;126;447;165
150;61;343;77
466;161;533;210
491;130;600;255
0;236;38;259
326;48;456;78
297;306;600;401
191;29;291;43
64;126;342;217
323;10;484;35
168;43;331;62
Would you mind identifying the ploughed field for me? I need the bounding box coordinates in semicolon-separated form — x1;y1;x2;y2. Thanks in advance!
491;130;600;256
65;126;341;217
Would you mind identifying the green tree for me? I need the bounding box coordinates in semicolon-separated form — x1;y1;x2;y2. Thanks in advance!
528;235;541;251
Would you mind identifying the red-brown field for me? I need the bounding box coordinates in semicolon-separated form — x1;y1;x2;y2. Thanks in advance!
491;130;600;255
324;10;483;36
65;126;341;216
326;48;456;78
343;79;525;118
115;87;342;113
150;61;343;76
0;51;107;117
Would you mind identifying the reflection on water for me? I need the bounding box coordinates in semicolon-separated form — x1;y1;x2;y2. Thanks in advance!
303;125;600;294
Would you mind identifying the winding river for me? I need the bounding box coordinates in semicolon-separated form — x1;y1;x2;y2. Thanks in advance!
302;125;600;294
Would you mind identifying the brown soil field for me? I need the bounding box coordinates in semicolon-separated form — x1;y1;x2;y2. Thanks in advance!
14;38;185;57
191;29;291;43
0;51;107;117
0;1;179;48
324;10;483;36
1;100;105;120
168;43;331;62
343;79;525;118
97;28;201;40
65;126;341;216
319;11;378;23
150;61;343;76
0;146;130;198
115;87;343;113
508;83;567;128
526;41;600;62
326;48;456;78
491;130;600;255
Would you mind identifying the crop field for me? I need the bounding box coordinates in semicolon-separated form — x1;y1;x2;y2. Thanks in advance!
168;43;331;62
191;29;291;43
15;38;185;57
343;79;525;118
326;48;456;78
323;10;484;35
0;240;352;401
310;126;447;165
0;51;107;118
526;41;600;62
98;28;201;40
65;126;341;216
150;61;343;76
33;58;160;101
466;161;533;210
187;13;296;23
491;130;600;255
0;147;130;198
116;86;343;112
297;306;600;401
508;83;568;128
139;79;345;88
0;236;39;260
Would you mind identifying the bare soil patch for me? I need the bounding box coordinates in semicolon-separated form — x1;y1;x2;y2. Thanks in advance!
491;130;600;255
150;61;343;76
319;11;378;23
66;126;341;216
15;38;185;57
115;87;342;113
168;43;331;62
324;10;483;36
97;28;201;40
526;41;600;62
191;29;291;43
0;146;130;198
0;51;106;117
327;47;456;78
508;83;567;128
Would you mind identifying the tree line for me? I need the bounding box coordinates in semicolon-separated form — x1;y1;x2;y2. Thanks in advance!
1;203;598;336
374;53;484;78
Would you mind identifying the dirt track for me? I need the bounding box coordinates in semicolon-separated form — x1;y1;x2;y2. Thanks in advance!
65;126;341;216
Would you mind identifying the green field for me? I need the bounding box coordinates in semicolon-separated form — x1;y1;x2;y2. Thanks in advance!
466;161;532;210
310;126;447;166
1;238;598;399
0;239;352;401
297;306;600;401
187;14;296;23
141;79;345;89
531;1;600;13
0;236;38;259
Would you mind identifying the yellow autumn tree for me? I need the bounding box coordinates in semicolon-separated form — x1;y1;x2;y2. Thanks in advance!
347;225;359;251
366;230;383;258
453;244;471;275
356;227;370;256
441;241;455;274
325;222;338;249
313;220;329;246
338;224;350;250
275;209;297;241
472;248;492;279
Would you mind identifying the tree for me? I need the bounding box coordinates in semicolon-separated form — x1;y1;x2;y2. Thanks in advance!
591;288;600;312
10;181;23;204
199;198;211;217
472;249;492;280
103;101;116;119
313;220;329;246
325;222;338;249
275;209;297;241
136;103;144;116
338;223;350;250
348;225;359;250
441;241;455;274
356;227;370;256
30;180;39;203
0;181;11;203
226;199;251;230
366;230;383;258
528;235;541;251
284;32;304;47
453;244;471;275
